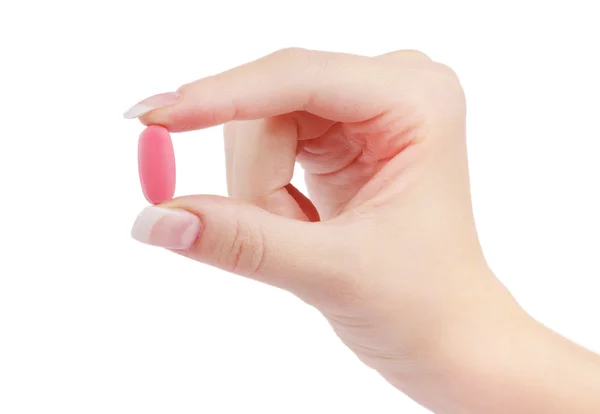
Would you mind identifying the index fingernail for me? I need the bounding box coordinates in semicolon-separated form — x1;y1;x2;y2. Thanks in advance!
123;92;181;119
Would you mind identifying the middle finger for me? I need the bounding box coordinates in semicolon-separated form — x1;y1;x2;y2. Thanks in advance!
225;116;314;221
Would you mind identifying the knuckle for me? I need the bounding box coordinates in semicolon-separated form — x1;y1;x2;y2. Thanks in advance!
432;61;461;83
218;218;266;276
404;49;432;60
376;49;432;64
272;47;311;62
430;62;466;109
385;58;465;117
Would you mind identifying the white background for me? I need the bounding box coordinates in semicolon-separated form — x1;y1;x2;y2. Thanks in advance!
1;1;599;413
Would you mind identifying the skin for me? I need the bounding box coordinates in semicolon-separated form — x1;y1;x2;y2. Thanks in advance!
128;48;600;413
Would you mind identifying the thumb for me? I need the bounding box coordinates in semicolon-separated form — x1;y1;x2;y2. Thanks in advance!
131;195;347;298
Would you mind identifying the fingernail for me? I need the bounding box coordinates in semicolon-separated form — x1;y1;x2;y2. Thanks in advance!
123;91;181;119
131;206;201;250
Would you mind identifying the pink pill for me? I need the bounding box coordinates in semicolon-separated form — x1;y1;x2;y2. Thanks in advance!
138;125;176;204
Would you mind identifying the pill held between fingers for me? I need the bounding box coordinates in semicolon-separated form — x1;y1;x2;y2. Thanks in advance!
138;125;176;204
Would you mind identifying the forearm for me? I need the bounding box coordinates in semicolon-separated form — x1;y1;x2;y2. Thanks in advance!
393;301;600;413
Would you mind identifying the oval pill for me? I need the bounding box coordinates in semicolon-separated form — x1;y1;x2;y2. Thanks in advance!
138;125;176;204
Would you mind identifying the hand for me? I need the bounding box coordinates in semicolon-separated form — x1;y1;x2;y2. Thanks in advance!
126;48;600;413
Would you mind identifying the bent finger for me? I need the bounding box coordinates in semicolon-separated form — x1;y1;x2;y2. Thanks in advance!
225;117;315;221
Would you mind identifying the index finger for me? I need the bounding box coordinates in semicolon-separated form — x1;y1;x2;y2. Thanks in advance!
133;48;397;132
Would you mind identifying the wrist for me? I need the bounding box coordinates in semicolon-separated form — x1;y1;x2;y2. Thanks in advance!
368;264;523;390
386;277;600;413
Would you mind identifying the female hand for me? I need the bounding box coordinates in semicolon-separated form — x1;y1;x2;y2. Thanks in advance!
126;48;600;413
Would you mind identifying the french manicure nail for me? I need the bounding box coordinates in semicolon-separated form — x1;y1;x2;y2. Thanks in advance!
123;91;181;119
131;206;201;250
